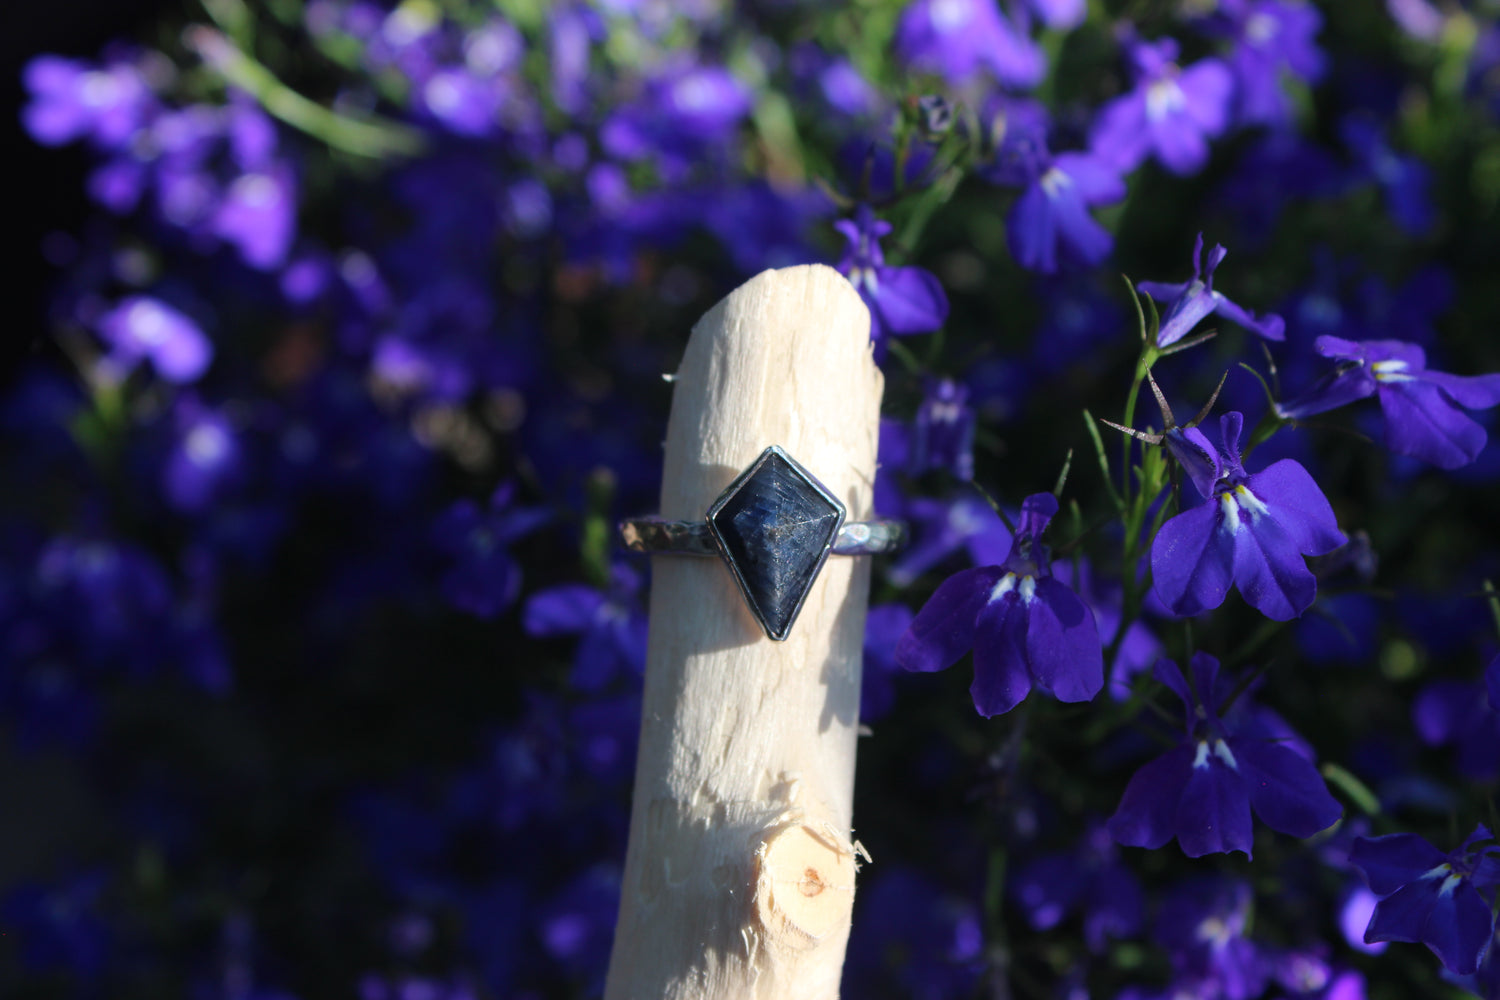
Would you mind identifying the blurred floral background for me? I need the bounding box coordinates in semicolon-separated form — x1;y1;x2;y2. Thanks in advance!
6;0;1500;998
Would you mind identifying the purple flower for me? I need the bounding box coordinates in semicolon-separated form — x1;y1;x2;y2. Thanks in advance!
884;492;1013;587
835;206;950;346
523;563;648;692
1412;679;1500;780
1090;37;1233;176
95;296;213;384
1108;653;1343;858
433;483;548;618
22;55;155;149
1205;0;1327;128
1138;233;1286;348
844;868;983;1000
600;62;753;180
986;129;1125;274
1349;825;1500;975
1339;884;1388;955
2;870;111;978
894;0;1045;89
212;162;297;270
911;378;976;480
538;864;621;991
162;398;242;513
1023;0;1084;30
1340;116;1434;236
1155;878;1267;1000
1278;336;1500;469
895;492;1103;717
1011;821;1144;951
1151;412;1344;621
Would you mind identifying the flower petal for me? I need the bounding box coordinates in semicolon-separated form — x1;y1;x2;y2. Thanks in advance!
1008;182;1060;274
1245;460;1344;556
1152;111;1211;176
1109;747;1195;849
1052;153;1126;205
1349;834;1448;896
1237;740;1342;838
1179;59;1234;134
870;265;950;337
1175;756;1254;857
525;585;606;636
1421;880;1492;975
1136;280;1191;301
1090;92;1150;173
1364;880;1437;945
1151;502;1234;617
1379;380;1488;469
1422;370;1500;411
1231;506;1319;621
970;594;1034;716
1213;295;1285;341
1025;578;1103;702
895;566;1002;673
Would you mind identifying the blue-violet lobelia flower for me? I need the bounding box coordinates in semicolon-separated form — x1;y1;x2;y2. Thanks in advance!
835;205;950;347
1348;825;1500;975
895;492;1103;717
94;296;213;384
1108;652;1343;858
894;0;1045;89
1152;411;1344;621
1204;0;1327;129
911;377;976;481
523;562;648;693
1276;336;1500;469
1138;233;1285;348
433;483;549;619
1090;36;1233;177
985;126;1125;275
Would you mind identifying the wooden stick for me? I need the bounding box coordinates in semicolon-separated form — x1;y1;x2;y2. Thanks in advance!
604;264;883;999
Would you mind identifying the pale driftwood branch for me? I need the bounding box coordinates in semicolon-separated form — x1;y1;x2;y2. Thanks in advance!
604;264;883;999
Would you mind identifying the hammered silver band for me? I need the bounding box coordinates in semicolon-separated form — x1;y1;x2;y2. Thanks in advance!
618;445;906;641
619;517;907;556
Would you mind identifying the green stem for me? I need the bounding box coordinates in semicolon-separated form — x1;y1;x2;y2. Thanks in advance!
1118;347;1158;500
186;26;425;159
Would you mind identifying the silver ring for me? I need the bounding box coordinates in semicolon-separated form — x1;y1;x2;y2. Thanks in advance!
620;445;907;641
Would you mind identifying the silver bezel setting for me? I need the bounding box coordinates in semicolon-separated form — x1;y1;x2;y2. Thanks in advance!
704;445;847;642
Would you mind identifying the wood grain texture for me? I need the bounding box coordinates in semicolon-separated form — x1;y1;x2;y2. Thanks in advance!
604;264;882;999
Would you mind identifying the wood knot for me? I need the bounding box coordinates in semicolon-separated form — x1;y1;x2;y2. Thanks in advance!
752;824;855;948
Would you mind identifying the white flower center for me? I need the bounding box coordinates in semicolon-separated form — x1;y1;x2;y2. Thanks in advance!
1146;78;1186;122
185;423;230;466
1040;166;1072;199
129;301;169;345
231;173;279;209
927;401;963;424
931;0;969;33
424;75;466;116
1372;359;1414;383
989;573;1037;605
1218;491;1242;533
81;71;120;109
1246;12;1279;44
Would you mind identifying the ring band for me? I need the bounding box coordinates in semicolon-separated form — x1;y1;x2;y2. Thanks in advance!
619;518;907;557
620;445;907;641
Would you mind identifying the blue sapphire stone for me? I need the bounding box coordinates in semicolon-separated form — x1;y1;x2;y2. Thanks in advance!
707;447;845;641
